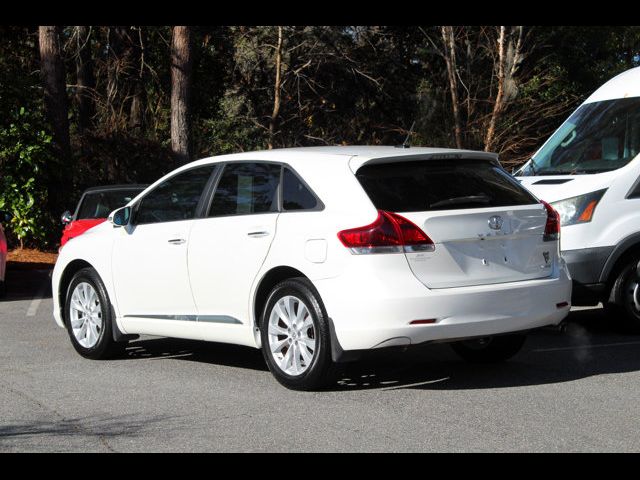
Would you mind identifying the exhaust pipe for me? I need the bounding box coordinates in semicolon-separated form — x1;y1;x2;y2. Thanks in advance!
546;321;569;333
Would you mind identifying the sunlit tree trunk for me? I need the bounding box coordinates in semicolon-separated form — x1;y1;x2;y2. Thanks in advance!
171;26;193;165
441;26;463;149
268;26;283;150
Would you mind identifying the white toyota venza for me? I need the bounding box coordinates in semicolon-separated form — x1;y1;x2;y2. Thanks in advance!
52;146;572;390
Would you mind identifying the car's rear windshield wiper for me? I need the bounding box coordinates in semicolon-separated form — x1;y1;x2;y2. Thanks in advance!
429;195;491;208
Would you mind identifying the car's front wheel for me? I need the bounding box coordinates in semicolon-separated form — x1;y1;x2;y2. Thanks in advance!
260;278;336;390
64;267;121;359
450;333;527;363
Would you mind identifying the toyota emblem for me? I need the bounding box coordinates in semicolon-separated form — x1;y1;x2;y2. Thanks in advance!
488;215;504;230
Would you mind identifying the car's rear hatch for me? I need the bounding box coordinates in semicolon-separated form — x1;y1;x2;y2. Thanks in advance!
354;155;556;289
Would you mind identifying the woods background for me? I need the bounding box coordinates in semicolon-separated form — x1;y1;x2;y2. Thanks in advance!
1;25;639;249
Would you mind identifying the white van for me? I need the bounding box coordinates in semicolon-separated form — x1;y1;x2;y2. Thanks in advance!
516;66;640;330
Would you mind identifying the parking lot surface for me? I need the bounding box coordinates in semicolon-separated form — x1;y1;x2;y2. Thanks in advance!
2;267;640;452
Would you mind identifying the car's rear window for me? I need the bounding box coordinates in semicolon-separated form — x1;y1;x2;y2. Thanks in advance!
77;189;144;219
356;159;538;212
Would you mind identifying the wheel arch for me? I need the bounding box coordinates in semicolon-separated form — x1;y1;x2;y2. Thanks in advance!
252;266;310;329
58;259;95;325
600;233;640;290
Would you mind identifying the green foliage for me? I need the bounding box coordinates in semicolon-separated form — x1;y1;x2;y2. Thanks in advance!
194;92;266;157
0;107;56;248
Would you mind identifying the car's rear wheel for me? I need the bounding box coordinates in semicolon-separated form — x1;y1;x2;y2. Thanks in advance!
606;255;640;332
64;267;121;359
260;278;335;390
0;280;5;298
450;333;527;363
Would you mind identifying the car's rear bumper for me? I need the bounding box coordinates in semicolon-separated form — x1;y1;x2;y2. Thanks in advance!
313;255;572;352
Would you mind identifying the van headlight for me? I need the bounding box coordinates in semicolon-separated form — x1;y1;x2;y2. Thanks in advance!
550;189;607;226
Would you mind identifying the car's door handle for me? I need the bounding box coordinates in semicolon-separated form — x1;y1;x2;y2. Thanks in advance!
247;231;270;238
167;238;186;245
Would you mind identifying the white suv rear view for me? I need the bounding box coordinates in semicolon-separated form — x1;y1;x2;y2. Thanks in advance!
52;146;572;390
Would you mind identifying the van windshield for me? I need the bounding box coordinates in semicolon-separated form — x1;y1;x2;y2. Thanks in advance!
519;96;640;176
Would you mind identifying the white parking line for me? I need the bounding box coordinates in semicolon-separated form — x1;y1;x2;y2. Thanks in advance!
26;270;51;317
533;341;640;353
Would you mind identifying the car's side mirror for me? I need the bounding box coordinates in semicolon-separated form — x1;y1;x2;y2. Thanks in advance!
61;210;73;225
0;210;12;224
110;206;131;227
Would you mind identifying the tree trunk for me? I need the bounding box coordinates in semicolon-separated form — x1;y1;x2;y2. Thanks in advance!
106;26;122;128
171;26;193;165
75;26;95;134
441;26;463;149
38;25;71;220
39;26;71;159
129;26;147;133
484;26;506;152
268;26;283;150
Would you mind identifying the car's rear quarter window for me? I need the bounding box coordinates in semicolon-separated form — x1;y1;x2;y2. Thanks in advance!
282;167;318;211
356;159;538;212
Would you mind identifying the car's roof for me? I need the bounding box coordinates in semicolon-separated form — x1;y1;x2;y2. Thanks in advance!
82;184;149;194
187;145;499;172
261;145;490;158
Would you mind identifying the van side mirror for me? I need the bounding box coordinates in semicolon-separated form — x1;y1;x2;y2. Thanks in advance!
110;206;131;227
61;210;73;225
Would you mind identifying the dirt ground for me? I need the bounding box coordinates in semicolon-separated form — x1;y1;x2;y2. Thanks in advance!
7;248;58;270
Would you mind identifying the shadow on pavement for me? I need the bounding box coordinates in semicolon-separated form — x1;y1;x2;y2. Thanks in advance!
114;307;640;392
2;265;52;301
122;337;269;372
327;308;640;391
0;413;171;450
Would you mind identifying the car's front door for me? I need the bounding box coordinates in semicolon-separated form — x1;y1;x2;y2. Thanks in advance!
112;165;217;319
188;162;281;327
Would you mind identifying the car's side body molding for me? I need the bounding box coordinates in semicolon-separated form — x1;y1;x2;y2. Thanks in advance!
122;314;242;324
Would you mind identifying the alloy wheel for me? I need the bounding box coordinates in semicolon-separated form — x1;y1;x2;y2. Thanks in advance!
267;295;316;375
69;282;103;348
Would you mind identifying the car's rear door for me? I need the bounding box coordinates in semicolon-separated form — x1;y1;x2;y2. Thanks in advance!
188;162;281;326
111;165;217;318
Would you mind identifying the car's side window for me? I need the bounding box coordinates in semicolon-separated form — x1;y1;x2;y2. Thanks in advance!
208;162;281;217
282;167;319;211
135;165;216;225
629;175;640;198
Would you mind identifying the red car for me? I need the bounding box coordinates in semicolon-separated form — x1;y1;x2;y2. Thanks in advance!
60;185;147;248
0;210;10;297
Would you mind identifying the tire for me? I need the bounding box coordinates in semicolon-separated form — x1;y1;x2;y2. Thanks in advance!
450;333;527;363
260;277;336;390
605;255;640;333
0;280;5;298
64;267;121;359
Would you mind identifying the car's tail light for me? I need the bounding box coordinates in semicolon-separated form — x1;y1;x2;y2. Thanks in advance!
541;200;560;241
337;210;435;254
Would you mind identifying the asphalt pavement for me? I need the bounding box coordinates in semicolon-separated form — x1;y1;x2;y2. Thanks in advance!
2;267;640;452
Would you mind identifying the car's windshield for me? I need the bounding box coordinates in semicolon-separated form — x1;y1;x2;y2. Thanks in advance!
76;189;144;220
519;96;640;176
